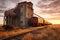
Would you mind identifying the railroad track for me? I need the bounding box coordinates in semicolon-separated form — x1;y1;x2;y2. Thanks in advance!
0;26;47;39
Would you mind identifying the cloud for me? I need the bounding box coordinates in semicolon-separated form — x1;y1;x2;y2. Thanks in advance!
37;0;60;8
0;10;4;13
0;0;60;19
37;0;60;13
36;0;60;19
0;0;22;11
46;17;60;20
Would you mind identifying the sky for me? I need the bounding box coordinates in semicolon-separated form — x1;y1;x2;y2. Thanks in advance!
0;0;60;24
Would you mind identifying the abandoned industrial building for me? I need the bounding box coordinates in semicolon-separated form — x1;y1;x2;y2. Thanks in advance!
4;1;51;28
4;2;33;27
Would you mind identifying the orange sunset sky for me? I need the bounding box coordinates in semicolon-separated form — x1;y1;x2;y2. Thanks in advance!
0;0;60;24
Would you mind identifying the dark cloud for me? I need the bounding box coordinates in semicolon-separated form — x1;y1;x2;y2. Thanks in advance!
0;10;4;13
0;0;22;14
37;0;60;8
37;0;60;13
0;0;21;11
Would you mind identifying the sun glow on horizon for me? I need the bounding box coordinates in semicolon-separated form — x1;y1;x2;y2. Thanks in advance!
0;17;3;25
47;20;60;24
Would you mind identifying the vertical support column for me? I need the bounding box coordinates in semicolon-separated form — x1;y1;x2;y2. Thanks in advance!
11;17;13;25
43;19;45;25
11;16;12;25
7;16;8;25
8;16;9;25
3;15;6;25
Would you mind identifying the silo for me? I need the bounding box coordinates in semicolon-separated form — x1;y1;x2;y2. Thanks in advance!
14;1;34;28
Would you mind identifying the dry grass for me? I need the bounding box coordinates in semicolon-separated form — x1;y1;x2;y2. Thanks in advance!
0;24;4;31
21;24;60;40
0;24;60;40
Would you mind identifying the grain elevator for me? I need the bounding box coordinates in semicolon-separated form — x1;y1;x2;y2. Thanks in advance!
4;1;34;28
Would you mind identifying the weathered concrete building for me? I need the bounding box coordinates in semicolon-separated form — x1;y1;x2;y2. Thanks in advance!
4;1;33;28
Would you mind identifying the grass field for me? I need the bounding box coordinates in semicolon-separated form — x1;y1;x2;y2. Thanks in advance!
21;24;60;40
0;24;60;40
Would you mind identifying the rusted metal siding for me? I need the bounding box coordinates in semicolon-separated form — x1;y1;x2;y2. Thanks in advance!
25;2;33;18
4;1;33;28
17;2;33;27
19;4;26;27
